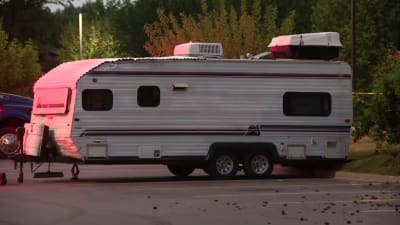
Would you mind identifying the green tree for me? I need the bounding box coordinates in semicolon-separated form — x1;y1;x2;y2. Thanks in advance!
144;0;295;58
270;0;317;33
0;0;77;73
353;51;400;148
0;24;41;96
59;20;120;61
58;1;120;61
311;0;400;91
108;0;204;57
312;0;400;150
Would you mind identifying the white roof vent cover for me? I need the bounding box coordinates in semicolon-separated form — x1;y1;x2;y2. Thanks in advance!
173;42;223;59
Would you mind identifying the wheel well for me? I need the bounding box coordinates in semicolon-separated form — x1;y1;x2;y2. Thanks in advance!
0;118;25;129
208;142;279;162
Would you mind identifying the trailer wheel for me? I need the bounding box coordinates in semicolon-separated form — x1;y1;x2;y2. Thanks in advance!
0;126;21;158
243;152;273;178
208;152;238;179
167;165;195;178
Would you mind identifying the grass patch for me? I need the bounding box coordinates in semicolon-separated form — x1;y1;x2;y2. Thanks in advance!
343;150;400;176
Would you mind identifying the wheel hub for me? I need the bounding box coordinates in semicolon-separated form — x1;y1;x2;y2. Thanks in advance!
0;133;20;156
251;155;269;174
216;155;234;175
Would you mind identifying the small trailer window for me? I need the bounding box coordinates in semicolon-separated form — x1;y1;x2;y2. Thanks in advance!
283;92;331;116
82;89;113;111
137;86;160;107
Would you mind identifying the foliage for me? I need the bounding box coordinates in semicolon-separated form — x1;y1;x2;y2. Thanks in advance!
0;0;73;5
0;24;41;97
0;0;72;74
144;0;295;58
109;0;178;57
58;2;120;61
270;0;317;33
59;21;120;61
343;149;400;176
370;53;400;145
353;51;400;148
312;0;400;149
352;95;374;142
311;0;400;91
105;0;206;57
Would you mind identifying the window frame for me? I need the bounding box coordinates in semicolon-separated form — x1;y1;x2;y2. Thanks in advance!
283;92;331;117
137;85;160;107
33;88;71;115
82;89;113;111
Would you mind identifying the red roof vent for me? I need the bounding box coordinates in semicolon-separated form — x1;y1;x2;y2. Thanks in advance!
267;32;342;60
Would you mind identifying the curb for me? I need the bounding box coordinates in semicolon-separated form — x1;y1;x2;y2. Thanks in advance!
334;171;400;184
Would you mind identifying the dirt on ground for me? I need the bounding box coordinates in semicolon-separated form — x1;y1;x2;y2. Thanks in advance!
349;137;376;152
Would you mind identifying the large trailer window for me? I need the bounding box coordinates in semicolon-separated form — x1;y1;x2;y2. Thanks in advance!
82;89;113;111
137;86;160;107
283;92;331;116
33;88;71;115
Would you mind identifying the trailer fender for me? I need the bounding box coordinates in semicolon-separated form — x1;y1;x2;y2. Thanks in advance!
207;142;281;162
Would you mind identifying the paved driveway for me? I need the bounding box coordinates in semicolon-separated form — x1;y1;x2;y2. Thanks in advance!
0;161;399;225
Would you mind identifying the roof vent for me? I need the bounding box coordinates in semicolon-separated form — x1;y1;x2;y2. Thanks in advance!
267;32;342;60
173;42;223;59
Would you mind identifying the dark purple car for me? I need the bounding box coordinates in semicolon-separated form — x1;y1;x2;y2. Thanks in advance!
0;92;32;158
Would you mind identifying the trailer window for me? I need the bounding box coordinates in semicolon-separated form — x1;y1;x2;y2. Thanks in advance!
82;89;113;111
33;88;71;115
283;92;331;116
137;86;160;107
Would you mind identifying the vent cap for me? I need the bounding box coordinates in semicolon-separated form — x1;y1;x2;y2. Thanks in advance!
173;42;223;59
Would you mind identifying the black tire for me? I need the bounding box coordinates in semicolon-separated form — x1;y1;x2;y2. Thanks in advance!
0;126;21;158
208;151;238;179
167;165;195;178
243;152;274;179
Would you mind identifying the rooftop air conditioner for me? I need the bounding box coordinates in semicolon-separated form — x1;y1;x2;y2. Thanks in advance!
173;42;223;59
267;32;342;60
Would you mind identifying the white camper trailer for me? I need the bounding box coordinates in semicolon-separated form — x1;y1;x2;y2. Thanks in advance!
22;33;353;179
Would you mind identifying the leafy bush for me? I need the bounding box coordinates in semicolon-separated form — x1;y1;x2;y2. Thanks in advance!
0;23;41;97
353;51;400;150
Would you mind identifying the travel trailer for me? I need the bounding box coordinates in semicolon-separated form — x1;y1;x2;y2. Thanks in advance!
21;32;352;179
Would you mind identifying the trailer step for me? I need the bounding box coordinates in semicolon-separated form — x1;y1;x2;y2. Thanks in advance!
33;172;64;178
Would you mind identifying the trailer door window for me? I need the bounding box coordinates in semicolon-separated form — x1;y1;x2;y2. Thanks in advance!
82;89;113;111
137;86;160;107
283;92;331;116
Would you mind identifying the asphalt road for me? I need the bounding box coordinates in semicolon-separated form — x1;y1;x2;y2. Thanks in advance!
0;160;399;225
